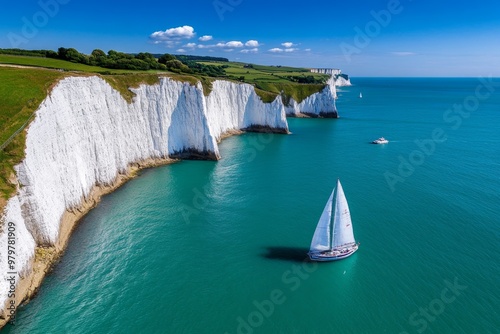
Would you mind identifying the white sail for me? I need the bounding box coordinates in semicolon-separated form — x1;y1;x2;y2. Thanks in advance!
332;180;355;248
310;189;334;252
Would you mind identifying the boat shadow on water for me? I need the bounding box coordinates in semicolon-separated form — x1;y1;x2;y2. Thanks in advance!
261;246;312;263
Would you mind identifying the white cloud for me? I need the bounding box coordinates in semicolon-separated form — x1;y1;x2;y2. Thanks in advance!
224;49;234;52
241;48;259;53
150;26;196;43
269;44;301;53
153;41;181;48
305;48;312;52
176;49;187;53
391;51;416;56
212;41;245;51
198;44;219;49
184;43;197;48
245;40;260;47
199;35;213;41
225;41;244;48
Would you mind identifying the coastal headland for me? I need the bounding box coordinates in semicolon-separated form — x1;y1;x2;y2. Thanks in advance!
0;49;349;328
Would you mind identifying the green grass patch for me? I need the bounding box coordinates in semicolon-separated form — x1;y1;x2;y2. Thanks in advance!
102;73;162;103
195;76;214;96
0;67;69;203
0;54;161;74
251;64;310;73
203;61;328;103
254;88;279;103
102;73;213;102
199;61;329;84
0;54;110;72
255;82;326;105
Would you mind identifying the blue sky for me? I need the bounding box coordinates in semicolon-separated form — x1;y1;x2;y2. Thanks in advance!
1;0;500;76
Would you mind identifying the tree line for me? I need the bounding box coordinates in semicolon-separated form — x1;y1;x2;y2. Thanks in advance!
0;48;57;57
286;75;327;84
0;47;227;76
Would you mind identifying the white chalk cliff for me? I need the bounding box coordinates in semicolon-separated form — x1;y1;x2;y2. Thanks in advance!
285;76;339;117
334;74;351;87
0;76;291;318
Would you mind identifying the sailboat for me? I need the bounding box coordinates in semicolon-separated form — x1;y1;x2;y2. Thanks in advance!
308;179;359;261
359;92;363;98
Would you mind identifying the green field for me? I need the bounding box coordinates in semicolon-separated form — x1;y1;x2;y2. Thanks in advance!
198;61;329;103
199;61;328;83
0;54;110;72
0;54;163;74
0;55;329;82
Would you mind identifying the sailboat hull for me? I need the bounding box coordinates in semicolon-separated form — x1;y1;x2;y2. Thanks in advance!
308;244;358;261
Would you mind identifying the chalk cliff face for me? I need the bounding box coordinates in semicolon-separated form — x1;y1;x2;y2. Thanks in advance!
0;76;289;317
285;76;339;117
335;74;351;87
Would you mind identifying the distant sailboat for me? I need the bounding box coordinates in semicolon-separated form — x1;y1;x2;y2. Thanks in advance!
359;92;363;98
308;179;359;261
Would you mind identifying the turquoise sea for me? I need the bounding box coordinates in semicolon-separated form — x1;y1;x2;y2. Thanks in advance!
4;78;500;333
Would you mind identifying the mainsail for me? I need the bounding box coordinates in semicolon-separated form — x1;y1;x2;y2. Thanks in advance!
332;180;355;248
309;189;334;252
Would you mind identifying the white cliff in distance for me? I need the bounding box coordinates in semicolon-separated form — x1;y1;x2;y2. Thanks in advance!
285;76;340;117
334;74;351;87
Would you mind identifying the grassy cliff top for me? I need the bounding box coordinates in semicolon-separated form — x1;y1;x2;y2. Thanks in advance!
0;66;67;208
0;55;330;207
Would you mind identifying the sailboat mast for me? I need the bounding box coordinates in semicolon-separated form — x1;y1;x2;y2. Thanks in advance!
330;180;339;250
